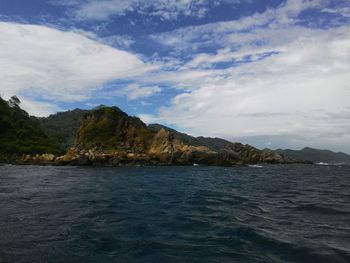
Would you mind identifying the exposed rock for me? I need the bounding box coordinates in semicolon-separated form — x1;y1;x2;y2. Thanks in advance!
260;150;284;163
41;153;56;162
54;148;91;165
19;153;56;165
147;128;217;165
15;106;310;166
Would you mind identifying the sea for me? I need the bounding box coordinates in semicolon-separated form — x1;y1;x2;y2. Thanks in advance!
0;164;349;263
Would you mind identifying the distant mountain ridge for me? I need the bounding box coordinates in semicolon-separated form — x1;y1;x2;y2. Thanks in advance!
38;108;88;153
276;147;350;163
42;106;296;166
148;124;233;152
36;110;254;154
0;96;316;166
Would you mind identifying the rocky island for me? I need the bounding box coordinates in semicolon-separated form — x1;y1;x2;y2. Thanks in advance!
0;96;309;166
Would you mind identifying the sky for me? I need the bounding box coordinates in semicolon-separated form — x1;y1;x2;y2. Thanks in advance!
0;0;349;152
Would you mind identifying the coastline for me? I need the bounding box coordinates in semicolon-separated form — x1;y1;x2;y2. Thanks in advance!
1;150;313;167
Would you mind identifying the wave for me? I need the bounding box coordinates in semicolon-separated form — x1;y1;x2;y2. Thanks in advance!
316;162;350;166
217;226;337;263
294;204;350;215
316;162;330;166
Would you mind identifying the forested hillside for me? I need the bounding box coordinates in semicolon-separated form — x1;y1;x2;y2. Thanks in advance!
0;96;58;161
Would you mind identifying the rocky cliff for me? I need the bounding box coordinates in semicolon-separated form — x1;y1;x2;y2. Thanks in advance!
19;106;306;166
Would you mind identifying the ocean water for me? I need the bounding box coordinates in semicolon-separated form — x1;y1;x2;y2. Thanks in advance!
0;164;349;263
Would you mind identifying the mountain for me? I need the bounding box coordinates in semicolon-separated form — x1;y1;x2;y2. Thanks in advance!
0;97;309;166
148;124;233;152
76;106;155;152
21;106;301;166
0;96;58;162
37;108;88;152
276;147;350;163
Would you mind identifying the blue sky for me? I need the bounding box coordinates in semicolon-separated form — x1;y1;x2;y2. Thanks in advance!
0;0;350;152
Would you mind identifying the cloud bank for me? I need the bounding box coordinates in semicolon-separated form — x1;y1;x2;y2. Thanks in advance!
142;0;350;152
0;22;150;115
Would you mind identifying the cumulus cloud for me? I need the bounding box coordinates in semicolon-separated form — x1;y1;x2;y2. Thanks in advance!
19;98;63;117
143;1;350;152
107;84;161;100
123;84;161;100
0;22;151;115
1;0;349;152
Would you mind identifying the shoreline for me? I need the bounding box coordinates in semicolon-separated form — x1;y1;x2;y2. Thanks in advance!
0;159;314;167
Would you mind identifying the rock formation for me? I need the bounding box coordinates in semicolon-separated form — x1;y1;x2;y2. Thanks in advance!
18;106;308;166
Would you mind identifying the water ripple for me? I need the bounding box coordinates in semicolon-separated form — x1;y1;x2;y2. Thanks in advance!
0;164;349;262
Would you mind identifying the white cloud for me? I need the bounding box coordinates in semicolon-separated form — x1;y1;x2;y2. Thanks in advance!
0;22;151;115
20;98;63;117
274;0;325;24
58;0;214;21
143;0;350;152
150;26;350;151
70;0;323;23
151;0;329;52
322;6;350;18
95;83;162;100
103;34;135;49
137;113;159;124
123;84;161;100
2;0;349;152
74;0;137;20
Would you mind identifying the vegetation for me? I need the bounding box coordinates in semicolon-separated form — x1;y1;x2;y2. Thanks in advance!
2;96;344;165
77;106;155;151
276;147;350;163
0;96;59;161
37;108;88;152
148;124;233;151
